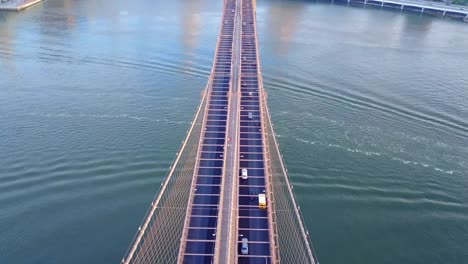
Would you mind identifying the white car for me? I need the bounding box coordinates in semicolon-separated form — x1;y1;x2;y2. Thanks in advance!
241;238;249;255
241;168;248;179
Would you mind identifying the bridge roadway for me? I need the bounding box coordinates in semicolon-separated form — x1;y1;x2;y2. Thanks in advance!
236;0;275;263
121;0;318;262
178;0;275;263
177;0;235;262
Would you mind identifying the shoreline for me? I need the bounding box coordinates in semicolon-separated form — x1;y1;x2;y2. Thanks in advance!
0;0;43;11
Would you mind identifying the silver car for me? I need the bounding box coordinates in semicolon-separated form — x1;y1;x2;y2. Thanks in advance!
241;168;248;179
241;238;249;255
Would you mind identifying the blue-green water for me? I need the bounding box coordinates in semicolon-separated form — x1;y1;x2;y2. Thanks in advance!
1;0;467;263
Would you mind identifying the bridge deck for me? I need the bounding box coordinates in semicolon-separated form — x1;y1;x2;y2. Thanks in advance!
122;0;318;263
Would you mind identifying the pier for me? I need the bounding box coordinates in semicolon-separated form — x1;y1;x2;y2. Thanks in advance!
335;0;468;21
0;0;42;11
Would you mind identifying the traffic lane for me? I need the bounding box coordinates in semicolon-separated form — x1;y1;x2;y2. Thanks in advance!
207;115;227;121
198;167;222;176
240;121;260;127
238;208;268;218
204;138;225;145
240;83;258;88
241;105;260;111
209;102;229;108
203;131;226;139
237;241;270;256
208;110;228;115
212;75;231;81
197;176;222;185
240;88;259;93
242;70;257;75
185;241;215;254
239;177;265;186
239;186;265;196
238;229;269;242
193;195;220;205
239;160;264;168
240;110;260;116
209;98;229;104
214;66;231;73
205;123;227;130
238;256;272;264
238;168;264;177
239;132;262;139
202;145;224;152
217;51;232;57
240;91;259;97
183;0;233;260
183;255;213;263
199;159;223;167
211;88;229;93
210;92;228;97
240;116;260;122
241;94;258;102
214;70;231;74
239;152;263;160
195;185;221;195
240;146;262;153
239;124;261;132
189;216;217;228
188;228;217;240
240;101;259;106
239;88;257;94
200;152;223;159
210;84;229;89
238;196;261;206
240;55;256;59
214;65;231;71
210;94;229;100
196;185;220;197
206;120;227;126
190;205;219;216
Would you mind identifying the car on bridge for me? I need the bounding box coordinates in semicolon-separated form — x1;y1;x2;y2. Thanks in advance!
241;168;248;179
241;238;249;255
259;193;267;209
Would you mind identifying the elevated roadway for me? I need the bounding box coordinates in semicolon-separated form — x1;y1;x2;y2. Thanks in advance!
122;0;318;263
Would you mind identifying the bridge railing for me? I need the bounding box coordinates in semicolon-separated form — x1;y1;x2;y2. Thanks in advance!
253;4;319;263
265;98;318;264
122;89;208;264
260;90;320;264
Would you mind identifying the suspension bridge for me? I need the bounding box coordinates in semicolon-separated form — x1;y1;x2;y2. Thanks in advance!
122;0;318;263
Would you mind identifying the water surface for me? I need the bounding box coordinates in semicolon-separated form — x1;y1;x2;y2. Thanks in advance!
1;0;467;263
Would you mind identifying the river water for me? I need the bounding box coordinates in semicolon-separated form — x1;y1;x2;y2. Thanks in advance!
1;0;467;263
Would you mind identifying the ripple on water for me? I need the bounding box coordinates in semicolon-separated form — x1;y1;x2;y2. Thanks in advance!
264;72;468;139
0;151;168;220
